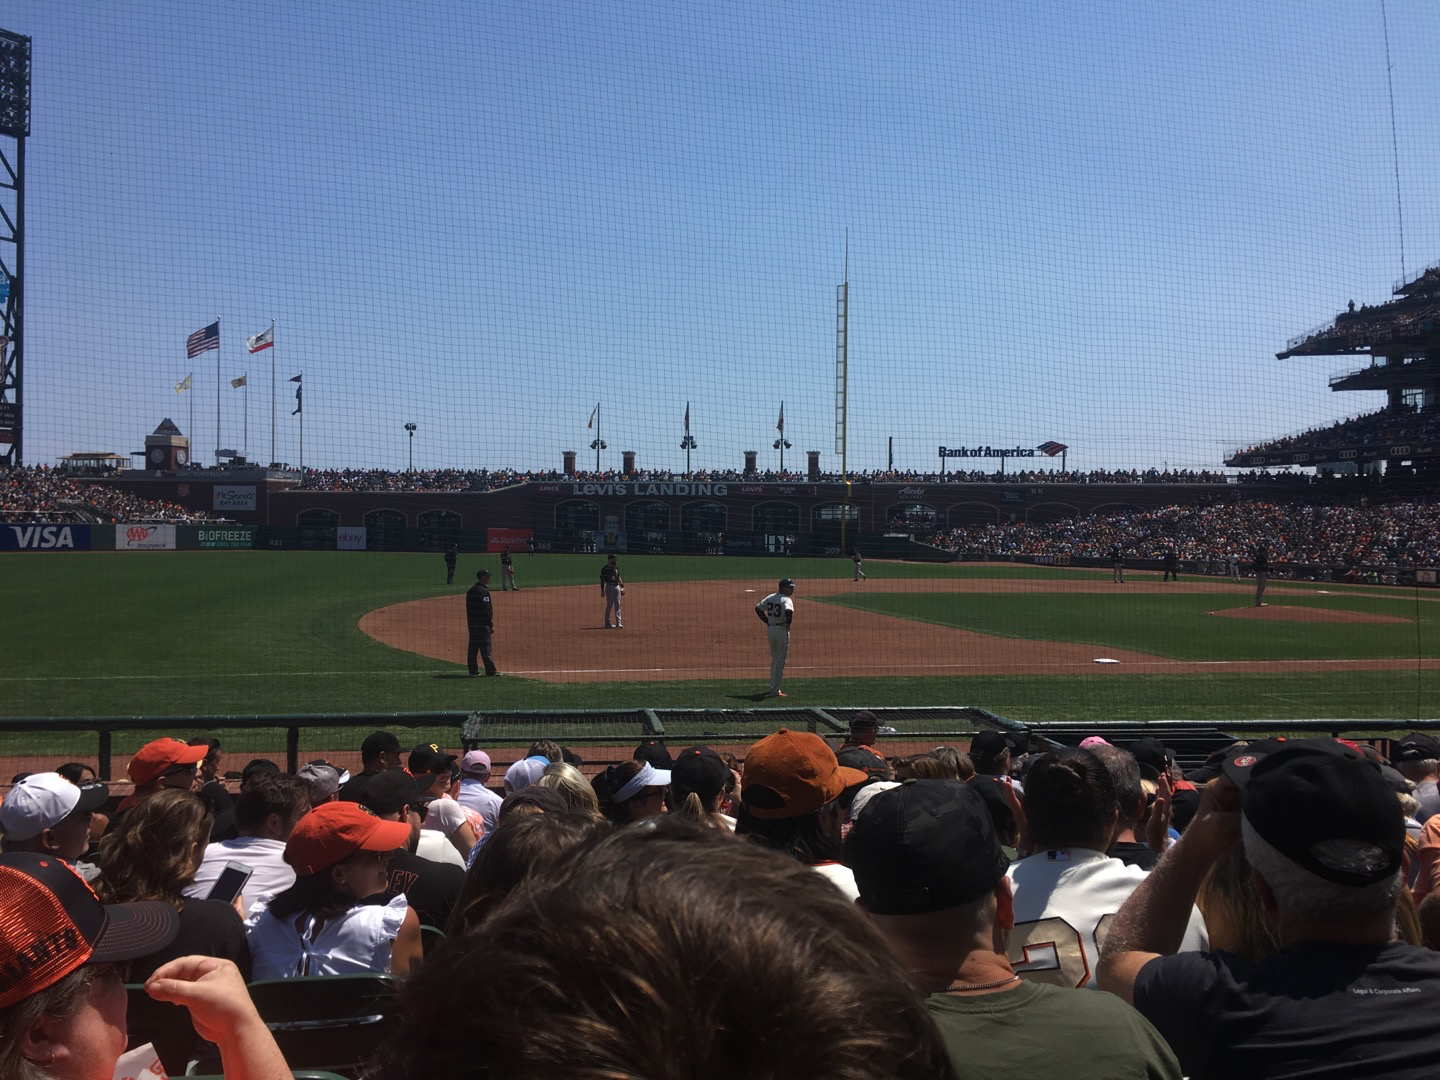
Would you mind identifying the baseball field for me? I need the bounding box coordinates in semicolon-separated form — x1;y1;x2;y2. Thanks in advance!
7;551;1438;737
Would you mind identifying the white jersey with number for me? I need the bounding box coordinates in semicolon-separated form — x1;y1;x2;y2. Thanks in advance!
758;592;793;627
1006;848;1207;989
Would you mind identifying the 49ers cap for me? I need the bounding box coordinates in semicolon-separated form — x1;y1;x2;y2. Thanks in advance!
0;853;178;1009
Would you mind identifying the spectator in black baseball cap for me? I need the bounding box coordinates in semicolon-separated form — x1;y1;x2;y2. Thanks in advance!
1101;738;1440;1078
847;780;1181;1078
968;730;1013;781
1393;733;1440;822
668;746;734;831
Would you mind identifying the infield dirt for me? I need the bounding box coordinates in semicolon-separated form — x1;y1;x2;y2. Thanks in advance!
359;576;1421;683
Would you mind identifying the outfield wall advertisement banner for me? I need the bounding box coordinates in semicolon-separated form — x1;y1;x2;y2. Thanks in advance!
189;526;255;550
118;525;177;551
1;524;92;550
337;527;367;550
213;486;257;512
487;528;533;551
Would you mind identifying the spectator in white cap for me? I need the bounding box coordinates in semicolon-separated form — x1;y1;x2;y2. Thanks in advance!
0;773;108;879
457;750;502;835
504;756;549;796
591;760;671;825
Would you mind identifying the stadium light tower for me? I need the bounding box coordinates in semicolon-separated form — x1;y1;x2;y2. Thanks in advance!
404;422;417;471
0;28;31;467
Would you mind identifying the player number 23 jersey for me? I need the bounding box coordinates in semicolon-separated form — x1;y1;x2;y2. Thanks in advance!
758;593;793;627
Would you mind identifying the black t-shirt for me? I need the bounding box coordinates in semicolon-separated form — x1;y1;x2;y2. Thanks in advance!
129;898;251;1075
466;582;493;628
600;563;620;587
1108;840;1161;871
1135;940;1440;1079
373;848;465;931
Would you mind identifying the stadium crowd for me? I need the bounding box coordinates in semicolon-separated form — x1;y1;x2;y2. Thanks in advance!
1230;404;1440;461
297;464;1234;490
0;465;221;523
932;498;1440;568
7;723;1440;1078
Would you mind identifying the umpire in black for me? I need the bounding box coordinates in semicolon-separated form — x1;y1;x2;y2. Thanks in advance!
466;569;501;677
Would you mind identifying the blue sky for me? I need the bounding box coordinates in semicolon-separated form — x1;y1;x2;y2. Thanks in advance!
6;1;1439;474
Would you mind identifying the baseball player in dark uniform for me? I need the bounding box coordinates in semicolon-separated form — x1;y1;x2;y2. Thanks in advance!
466;570;501;677
1253;545;1270;607
1109;543;1125;583
600;554;624;629
444;545;458;585
500;545;518;591
1161;547;1179;582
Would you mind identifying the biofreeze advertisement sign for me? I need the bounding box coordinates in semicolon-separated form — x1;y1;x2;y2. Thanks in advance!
195;526;254;549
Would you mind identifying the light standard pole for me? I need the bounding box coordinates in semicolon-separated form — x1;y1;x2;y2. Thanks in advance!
773;434;792;475
405;422;417;471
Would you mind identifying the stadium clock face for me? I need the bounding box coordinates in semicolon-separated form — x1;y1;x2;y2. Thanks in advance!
176;448;188;465
149;448;163;464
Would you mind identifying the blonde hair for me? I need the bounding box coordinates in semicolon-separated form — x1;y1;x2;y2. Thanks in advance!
538;762;602;819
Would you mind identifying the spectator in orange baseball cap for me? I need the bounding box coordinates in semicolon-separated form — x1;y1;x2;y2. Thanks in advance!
246;801;424;979
107;738;210;826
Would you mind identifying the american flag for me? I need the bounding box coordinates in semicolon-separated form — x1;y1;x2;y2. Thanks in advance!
1037;440;1068;456
186;321;220;358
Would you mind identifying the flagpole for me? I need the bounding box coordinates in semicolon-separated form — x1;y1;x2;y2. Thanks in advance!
188;376;193;462
299;371;304;472
270;323;276;468
243;373;248;462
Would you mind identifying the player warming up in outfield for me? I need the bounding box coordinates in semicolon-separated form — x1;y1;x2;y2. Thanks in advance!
500;545;518;590
466;569;501;677
756;578;796;697
601;553;624;628
852;549;867;581
1253;544;1269;607
444;544;458;585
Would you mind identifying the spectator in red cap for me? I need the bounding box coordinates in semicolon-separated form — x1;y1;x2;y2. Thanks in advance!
109;738;209;827
1101;739;1440;1078
0;851;288;1080
245;801;423;980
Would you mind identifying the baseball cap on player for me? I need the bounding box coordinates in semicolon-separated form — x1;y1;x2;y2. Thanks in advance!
0;774;109;842
0;852;180;1010
846;780;1011;915
741;729;868;820
127;738;209;787
1223;738;1403;888
778;578;796;590
284;801;413;877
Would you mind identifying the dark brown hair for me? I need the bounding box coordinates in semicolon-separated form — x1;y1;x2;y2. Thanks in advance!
1021;749;1118;852
369;820;955;1080
446;811;599;937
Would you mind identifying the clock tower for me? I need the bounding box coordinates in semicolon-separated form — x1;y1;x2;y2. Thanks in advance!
144;418;190;470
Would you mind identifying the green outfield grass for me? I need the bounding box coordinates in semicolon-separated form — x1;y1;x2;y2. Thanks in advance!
822;590;1440;661
5;552;1437;727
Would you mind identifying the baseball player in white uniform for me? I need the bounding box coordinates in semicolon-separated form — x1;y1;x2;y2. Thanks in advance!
755;578;796;697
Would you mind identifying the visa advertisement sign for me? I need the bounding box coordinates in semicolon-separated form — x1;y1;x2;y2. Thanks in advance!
0;525;92;550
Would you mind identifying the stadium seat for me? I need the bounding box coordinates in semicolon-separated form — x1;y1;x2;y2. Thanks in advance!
245;973;402;1077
